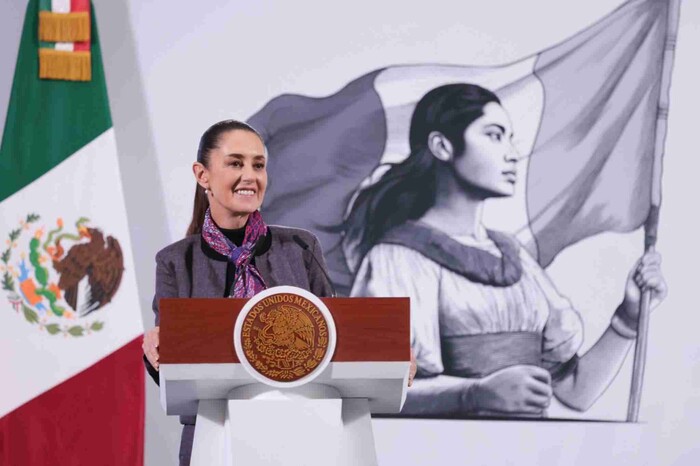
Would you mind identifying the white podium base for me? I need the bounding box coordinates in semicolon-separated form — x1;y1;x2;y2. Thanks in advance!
190;384;378;466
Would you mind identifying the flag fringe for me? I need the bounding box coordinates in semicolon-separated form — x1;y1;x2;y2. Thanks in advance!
38;49;91;82
38;12;90;43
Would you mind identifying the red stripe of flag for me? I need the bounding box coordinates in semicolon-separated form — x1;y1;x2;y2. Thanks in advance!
71;0;89;12
0;337;144;466
72;0;90;51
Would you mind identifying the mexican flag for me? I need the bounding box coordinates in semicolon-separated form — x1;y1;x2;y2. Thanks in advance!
0;1;144;464
248;0;676;294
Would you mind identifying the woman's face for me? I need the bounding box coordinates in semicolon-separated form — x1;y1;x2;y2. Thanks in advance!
452;102;520;198
195;129;267;226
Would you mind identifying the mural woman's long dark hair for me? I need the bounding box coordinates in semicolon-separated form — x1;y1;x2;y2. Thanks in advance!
342;83;501;271
186;119;265;236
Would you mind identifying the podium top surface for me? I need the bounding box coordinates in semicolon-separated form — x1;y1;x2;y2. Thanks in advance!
159;297;410;364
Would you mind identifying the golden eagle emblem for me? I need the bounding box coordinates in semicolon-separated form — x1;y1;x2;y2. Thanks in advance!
260;305;315;350
2;214;124;337
240;292;330;382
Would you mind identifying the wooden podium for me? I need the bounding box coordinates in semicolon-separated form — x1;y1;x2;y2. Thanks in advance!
158;286;410;466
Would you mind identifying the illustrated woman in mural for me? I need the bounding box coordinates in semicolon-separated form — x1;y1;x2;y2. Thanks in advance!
344;84;667;416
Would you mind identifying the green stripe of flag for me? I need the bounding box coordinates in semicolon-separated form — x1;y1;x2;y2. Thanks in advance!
0;0;111;202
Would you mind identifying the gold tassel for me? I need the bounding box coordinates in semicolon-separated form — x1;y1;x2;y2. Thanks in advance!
39;49;91;82
39;12;90;43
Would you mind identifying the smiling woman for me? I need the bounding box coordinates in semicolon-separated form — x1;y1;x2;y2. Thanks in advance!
140;119;339;465
188;121;268;232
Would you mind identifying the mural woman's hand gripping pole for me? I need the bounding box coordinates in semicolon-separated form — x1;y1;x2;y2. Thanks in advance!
623;248;668;421
620;251;667;321
551;249;667;414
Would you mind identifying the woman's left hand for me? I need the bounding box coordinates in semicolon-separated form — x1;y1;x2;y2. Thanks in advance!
620;251;668;321
408;349;417;387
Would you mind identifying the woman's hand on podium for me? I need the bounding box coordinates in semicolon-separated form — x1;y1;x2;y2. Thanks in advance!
143;326;160;371
408;349;417;387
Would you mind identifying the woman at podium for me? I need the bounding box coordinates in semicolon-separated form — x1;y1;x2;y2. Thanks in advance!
141;119;335;465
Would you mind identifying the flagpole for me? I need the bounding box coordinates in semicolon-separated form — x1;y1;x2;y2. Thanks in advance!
627;0;682;423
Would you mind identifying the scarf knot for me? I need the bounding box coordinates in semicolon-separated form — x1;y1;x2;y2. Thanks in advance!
201;208;268;298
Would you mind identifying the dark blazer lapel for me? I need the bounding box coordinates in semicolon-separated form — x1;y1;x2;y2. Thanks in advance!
255;233;306;289
192;240;228;298
255;252;274;287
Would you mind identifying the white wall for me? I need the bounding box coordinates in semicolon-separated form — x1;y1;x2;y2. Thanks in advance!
2;0;699;464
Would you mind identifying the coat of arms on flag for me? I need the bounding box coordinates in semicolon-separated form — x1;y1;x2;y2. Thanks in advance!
1;213;124;337
247;0;677;421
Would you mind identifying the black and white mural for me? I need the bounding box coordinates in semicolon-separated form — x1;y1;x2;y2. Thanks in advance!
247;0;676;420
2;0;697;463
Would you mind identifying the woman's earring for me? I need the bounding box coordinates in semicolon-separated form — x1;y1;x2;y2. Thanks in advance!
204;188;210;195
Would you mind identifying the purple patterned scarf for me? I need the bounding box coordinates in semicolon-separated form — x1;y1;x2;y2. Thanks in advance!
201;208;268;298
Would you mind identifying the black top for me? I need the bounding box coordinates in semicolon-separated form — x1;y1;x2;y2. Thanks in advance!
219;226;246;247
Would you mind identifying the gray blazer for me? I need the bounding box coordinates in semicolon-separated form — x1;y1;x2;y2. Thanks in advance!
151;225;333;325
148;226;334;465
146;225;333;381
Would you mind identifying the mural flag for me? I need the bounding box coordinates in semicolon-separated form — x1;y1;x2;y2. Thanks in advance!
248;0;671;293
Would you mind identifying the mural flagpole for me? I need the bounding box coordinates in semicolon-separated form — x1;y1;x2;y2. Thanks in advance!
627;0;682;423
